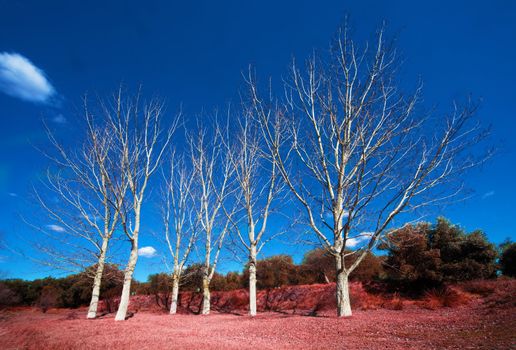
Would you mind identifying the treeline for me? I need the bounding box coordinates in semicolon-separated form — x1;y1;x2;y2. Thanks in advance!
141;218;511;297
2;218;514;310
137;250;384;296
0;264;124;311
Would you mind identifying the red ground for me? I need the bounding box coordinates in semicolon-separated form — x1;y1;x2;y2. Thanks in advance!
1;280;514;349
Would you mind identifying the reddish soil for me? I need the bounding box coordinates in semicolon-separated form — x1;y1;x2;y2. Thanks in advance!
1;280;514;349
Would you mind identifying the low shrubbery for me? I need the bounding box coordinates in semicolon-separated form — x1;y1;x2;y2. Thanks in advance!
421;287;471;309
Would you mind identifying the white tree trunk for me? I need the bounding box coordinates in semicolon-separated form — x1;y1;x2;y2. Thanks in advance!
86;239;109;319
335;255;352;317
115;243;138;321
169;274;180;315
201;276;210;315
248;245;257;317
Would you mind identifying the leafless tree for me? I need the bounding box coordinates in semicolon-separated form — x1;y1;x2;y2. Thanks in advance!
100;90;179;321
33;102;126;319
249;25;488;317
223;109;284;316
188;120;235;315
160;152;199;314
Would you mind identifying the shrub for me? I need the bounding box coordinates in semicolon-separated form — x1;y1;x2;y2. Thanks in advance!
500;242;516;277
383;292;404;310
422;287;469;309
0;282;20;308
381;217;499;293
297;248;384;285
37;285;61;313
181;264;204;292
298;249;334;284
349;283;384;310
101;286;121;313
380;222;442;292
429;219;498;281
242;255;298;289
349;253;385;282
147;273;172;309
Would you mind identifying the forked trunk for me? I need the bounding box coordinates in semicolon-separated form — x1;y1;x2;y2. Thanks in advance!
86;238;109;319
335;255;352;317
248;245;257;317
169;274;180;314
115;242;138;321
201;276;210;315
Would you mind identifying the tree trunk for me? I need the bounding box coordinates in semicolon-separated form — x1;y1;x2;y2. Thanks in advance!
201;275;210;315
115;242;138;321
248;245;257;317
169;274;180;315
335;255;352;317
86;238;109;319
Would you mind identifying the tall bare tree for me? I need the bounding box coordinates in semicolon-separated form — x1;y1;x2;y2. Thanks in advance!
249;25;487;317
188;122;235;315
223;109;284;316
33;102;126;319
101;90;178;321
161;152;199;314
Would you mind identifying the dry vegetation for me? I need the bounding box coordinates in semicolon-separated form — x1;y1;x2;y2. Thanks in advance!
1;279;514;349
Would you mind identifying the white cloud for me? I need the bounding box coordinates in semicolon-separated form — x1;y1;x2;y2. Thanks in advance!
324;209;349;221
46;224;66;232
347;232;373;248
8;192;18;197
138;246;157;258
482;190;495;199
0;52;56;103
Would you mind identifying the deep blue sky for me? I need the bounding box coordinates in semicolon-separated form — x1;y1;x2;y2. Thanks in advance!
0;0;515;281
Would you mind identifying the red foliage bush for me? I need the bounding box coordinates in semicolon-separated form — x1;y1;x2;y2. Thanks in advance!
383;293;404;310
421;287;471;309
350;283;385;310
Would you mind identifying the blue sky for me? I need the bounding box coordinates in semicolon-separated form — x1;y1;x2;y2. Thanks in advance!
0;0;515;281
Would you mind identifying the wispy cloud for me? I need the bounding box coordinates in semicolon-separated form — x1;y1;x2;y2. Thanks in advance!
46;224;66;233
482;190;495;199
138;246;157;258
52;113;67;124
0;52;56;104
8;192;18;197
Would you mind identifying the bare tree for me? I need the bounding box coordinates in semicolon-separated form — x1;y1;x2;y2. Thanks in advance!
33;103;126;319
101;90;178;321
161;152;199;314
223;109;284;316
188;121;235;315
249;25;487;317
